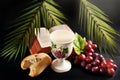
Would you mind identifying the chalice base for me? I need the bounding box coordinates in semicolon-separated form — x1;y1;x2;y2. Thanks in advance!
51;59;72;73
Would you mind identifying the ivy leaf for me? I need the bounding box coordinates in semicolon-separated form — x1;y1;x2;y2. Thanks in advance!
73;33;86;55
51;42;56;48
62;48;68;53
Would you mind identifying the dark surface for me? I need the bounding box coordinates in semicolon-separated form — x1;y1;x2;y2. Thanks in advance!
0;0;120;80
0;54;120;80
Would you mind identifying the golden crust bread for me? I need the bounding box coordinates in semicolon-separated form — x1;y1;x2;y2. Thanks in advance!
21;53;52;77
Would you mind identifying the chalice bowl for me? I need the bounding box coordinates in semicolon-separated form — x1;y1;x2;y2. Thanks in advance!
50;30;75;73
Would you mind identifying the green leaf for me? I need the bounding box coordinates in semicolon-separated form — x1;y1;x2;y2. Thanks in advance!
51;42;56;48
41;0;66;28
73;33;86;55
62;48;68;53
46;0;59;7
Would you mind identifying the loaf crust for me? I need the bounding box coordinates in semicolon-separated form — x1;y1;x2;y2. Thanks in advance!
21;53;52;77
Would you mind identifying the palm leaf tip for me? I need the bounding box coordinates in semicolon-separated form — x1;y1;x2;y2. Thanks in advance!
0;30;28;61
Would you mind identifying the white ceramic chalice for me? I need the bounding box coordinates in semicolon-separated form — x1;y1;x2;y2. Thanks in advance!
50;30;75;73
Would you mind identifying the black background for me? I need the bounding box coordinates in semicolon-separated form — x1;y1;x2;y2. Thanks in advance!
0;0;120;80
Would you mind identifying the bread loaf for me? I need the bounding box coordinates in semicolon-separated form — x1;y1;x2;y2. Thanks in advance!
21;53;52;77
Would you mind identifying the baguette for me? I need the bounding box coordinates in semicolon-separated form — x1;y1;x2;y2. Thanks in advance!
21;53;52;77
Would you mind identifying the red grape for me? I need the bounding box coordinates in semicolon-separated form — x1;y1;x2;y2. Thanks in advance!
85;63;92;71
113;64;118;70
106;59;117;70
95;54;103;60
92;53;99;58
99;67;107;74
106;58;114;64
81;61;87;67
92;59;100;66
85;56;93;62
92;44;97;49
85;44;92;51
107;68;115;76
100;57;105;62
101;60;107;68
89;48;94;53
87;40;92;44
86;52;93;56
79;54;86;61
92;66;99;73
107;62;117;69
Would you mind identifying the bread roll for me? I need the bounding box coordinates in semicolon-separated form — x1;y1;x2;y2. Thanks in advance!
21;53;52;77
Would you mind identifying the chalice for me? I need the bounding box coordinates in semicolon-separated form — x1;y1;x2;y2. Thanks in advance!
50;30;75;73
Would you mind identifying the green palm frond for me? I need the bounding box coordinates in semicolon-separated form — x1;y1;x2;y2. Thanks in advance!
79;0;120;57
0;0;66;61
41;0;66;28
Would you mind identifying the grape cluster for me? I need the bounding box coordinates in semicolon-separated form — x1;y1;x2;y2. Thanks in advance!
74;40;117;76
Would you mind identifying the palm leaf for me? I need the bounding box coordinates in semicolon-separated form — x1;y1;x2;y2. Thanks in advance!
0;0;66;61
79;0;120;57
41;0;66;28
